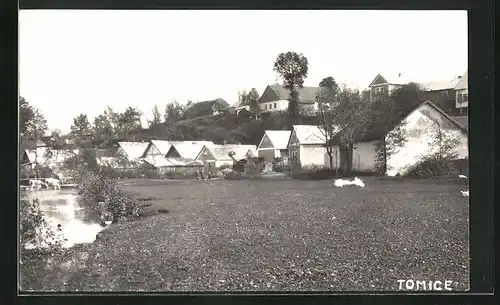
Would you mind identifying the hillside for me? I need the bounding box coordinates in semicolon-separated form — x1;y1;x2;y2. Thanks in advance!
130;111;322;146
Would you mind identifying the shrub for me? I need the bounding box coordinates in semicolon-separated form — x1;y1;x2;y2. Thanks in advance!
77;171;142;222
20;198;66;250
219;164;232;171
406;157;459;178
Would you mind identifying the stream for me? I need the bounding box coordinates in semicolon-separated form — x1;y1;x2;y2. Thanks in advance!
22;189;105;248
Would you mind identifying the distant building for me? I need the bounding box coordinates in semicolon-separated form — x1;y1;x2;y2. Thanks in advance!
195;144;257;168
257;130;291;163
368;73;409;102
184;98;229;119
258;85;319;114
454;70;468;115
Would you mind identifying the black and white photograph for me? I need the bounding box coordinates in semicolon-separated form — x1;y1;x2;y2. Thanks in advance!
19;9;470;292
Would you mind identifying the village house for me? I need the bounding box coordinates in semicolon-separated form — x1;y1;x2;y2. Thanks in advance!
385;100;468;176
141;140;177;167
258;84;319;114
21;147;78;170
419;77;461;115
368;73;409;102
195;144;257;168
257;130;291;164
287;125;331;169
454;70;468;115
184;98;229;119
165;141;215;161
116;142;149;163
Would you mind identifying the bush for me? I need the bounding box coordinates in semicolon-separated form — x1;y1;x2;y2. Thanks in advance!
20;198;66;250
219;164;232;171
406;157;460;178
77;171;143;222
163;171;197;180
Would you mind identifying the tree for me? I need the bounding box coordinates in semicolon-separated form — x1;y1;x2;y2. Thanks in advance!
70;113;93;148
316;76;340;169
93;113;114;145
20;96;35;136
322;86;371;174
164;100;185;123
273;52;309;128
148;104;163;127
247;88;261;119
119;106;142;139
370;83;424;173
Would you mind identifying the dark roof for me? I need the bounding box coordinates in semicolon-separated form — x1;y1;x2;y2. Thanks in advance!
185;98;229;117
265;85;319;104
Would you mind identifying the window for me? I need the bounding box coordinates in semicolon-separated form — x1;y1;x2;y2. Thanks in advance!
463;94;468;102
274;102;277;108
264;104;267;110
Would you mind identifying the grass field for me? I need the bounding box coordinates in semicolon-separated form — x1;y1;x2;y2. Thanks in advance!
20;177;469;292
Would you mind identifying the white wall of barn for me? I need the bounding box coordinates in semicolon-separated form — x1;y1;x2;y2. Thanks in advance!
300;145;328;168
386;103;469;176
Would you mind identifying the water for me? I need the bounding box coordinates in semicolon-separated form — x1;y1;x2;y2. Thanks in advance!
22;189;105;248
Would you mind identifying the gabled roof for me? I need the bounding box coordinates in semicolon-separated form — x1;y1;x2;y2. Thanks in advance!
258;130;291;150
397;100;468;133
167;141;215;160
369;73;410;87
291;125;336;145
420;78;460;91
117;142;149;160
262;85;319;104
199;144;257;161
454;70;468;90
24;148;79;164
452;116;468;130
150;140;174;155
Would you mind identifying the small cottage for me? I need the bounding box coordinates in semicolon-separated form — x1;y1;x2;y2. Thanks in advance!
195;144;257;169
287;125;331;169
257;130;291;163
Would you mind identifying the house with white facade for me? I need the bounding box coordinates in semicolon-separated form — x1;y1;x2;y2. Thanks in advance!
454;70;468;115
258;85;319;114
195;144;257;168
368;73;410;102
257;130;291;163
385;100;468;176
165;141;215;161
287;125;332;169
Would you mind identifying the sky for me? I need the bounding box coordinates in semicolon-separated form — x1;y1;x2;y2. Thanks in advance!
19;10;468;133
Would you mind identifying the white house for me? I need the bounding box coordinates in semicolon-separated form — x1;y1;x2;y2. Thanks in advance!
116;142;149;162
287;125;333;169
258;85;319;114
257;130;291;163
386;100;468;176
165;141;215;161
351;141;380;172
195;144;257;168
454;70;468;110
368;73;410;102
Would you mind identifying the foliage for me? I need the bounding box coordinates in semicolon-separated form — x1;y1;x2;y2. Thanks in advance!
20;96;48;149
149;104;163;127
243;158;265;179
273;51;309;127
369;83;426;173
71;113;93;147
406;122;462;178
20;198;66;250
219;164;232;171
77;171;143;221
316;76;340;170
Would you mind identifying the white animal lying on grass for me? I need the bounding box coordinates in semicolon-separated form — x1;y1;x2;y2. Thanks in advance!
333;177;365;188
458;175;468;179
